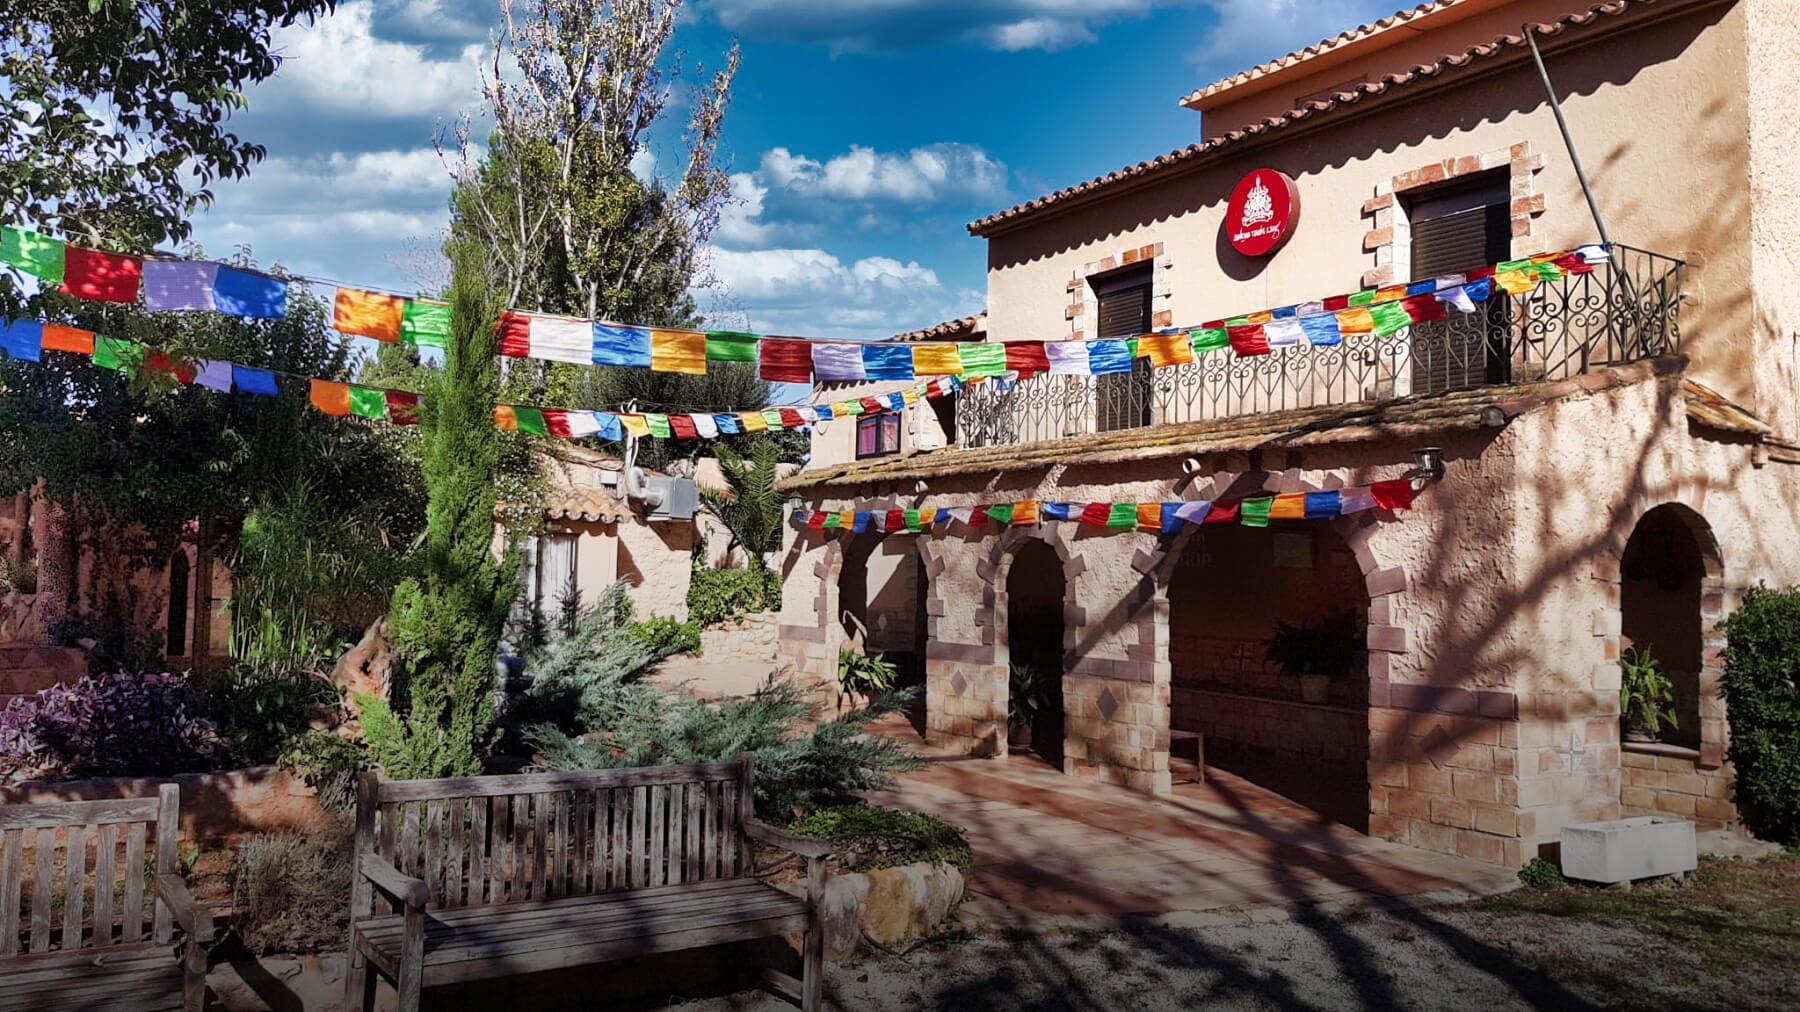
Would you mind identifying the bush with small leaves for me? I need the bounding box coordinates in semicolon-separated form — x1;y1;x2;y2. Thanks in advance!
0;670;233;779
1720;586;1800;841
1518;857;1565;889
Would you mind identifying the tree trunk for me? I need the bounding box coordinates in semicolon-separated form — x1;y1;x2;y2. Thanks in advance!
29;488;74;641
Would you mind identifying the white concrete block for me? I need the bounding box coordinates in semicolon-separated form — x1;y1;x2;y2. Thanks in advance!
1561;816;1697;884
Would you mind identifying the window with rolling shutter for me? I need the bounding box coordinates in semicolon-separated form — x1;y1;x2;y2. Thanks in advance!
1407;175;1513;396
1094;268;1153;431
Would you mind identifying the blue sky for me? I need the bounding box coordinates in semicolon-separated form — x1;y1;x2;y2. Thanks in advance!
189;0;1407;343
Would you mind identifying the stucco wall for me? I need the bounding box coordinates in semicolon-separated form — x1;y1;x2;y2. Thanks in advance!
809;379;954;471
984;2;1761;414
546;517;696;623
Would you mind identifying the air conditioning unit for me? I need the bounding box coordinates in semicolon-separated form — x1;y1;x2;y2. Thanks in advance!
645;477;699;521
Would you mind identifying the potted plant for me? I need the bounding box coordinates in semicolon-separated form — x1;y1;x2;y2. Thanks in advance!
1266;611;1363;705
1619;645;1678;742
837;647;898;712
1008;663;1044;750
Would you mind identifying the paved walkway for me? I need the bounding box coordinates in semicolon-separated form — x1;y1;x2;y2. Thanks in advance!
867;751;1517;922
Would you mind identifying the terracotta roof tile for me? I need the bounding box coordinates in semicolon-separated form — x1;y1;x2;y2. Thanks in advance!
969;0;1664;237
1683;379;1771;436
543;485;636;523
780;356;1685;490
1178;1;1458;110
891;313;986;343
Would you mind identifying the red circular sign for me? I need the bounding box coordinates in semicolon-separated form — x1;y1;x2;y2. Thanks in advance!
1226;169;1300;257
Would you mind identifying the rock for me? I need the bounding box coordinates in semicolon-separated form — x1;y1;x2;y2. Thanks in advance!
331;618;393;724
820;871;871;962
861;868;916;946
922;863;965;929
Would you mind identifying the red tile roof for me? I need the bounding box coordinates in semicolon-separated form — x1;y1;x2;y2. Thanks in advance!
890;312;986;343
1178;1;1460;110
968;0;1672;237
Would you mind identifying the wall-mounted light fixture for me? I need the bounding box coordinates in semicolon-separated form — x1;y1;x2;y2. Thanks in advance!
1411;447;1446;482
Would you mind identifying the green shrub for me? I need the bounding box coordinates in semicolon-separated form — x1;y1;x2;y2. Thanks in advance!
1620;646;1678;738
627;616;701;657
687;566;781;628
1720;587;1800;841
789;804;972;871
200;664;339;764
280;730;369;814
838;649;898;698
1518;857;1565;889
233;823;353;955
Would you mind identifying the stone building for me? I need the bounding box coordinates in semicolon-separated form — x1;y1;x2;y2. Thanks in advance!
778;0;1800;867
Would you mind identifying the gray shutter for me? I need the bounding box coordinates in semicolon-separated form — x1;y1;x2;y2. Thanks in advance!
1095;275;1153;431
1410;197;1513;396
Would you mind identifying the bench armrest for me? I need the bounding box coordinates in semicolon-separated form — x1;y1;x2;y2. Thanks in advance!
153;874;214;945
744;819;832;860
361;853;429;909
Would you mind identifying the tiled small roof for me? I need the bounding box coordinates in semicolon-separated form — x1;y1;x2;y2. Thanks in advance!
968;0;1668;237
891;313;986;343
543;485;635;523
1178;2;1459;110
1683;379;1771;436
780;356;1685;490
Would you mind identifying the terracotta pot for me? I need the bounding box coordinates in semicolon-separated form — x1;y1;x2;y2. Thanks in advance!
1299;674;1331;705
1007;719;1034;751
1622;721;1657;743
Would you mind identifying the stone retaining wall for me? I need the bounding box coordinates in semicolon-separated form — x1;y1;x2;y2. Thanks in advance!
1619;743;1739;828
0;765;331;842
697;612;781;665
818;861;964;962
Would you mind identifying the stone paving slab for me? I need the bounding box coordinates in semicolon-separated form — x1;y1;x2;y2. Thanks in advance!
867;754;1517;923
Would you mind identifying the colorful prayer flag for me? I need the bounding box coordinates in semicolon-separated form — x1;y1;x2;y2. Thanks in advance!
1136;503;1164;531
1264;318;1304;349
1044;341;1091;375
1139;332;1195;369
93;336;143;371
1494;270;1538;296
911;343;963;377
1401;293;1447;323
531;317;600;365
59;247;141;303
1239;497;1273;527
496;312;533;357
759;338;813;383
650;329;707;374
1369;300;1413;336
1107;503;1137;528
214;266;287;319
1339;486;1376;514
386;391;421;426
1041;503;1074;522
1371;479;1415;510
310;379;352;416
512;407;549;435
1190;327;1229;354
1228;324;1270;357
400;301;451;348
645;414;672;438
348;386;387;420
985;504;1015;525
1006;342;1050;377
0;320;43;362
705;331;759;362
233;365;279;396
193;360;233;392
740;410;769;432
0;227;65;283
1269;494;1307;520
960;343;1007;378
811;343;866;381
862;344;914;380
1012;500;1040;526
670;415;699;440
1336;306;1374;335
41;324;93;355
1087;339;1134;375
334;288;405;342
1299;313;1341;346
1304;491;1341;518
142;261;219;312
593;323;652;367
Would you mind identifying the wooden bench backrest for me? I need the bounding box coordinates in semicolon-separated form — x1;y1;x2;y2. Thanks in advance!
0;783;180;955
358;759;757;912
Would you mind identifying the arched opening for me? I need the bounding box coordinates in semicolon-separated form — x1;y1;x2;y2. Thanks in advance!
1168;522;1370;830
1006;539;1066;770
837;532;930;738
165;549;190;658
1620;505;1709;749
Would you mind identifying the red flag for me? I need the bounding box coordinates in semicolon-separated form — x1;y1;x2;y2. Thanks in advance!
858;397;883;415
1372;479;1416;510
385;391;421;426
1467;264;1497;281
1322;294;1349;311
968;506;990;527
670;414;699;439
1554;252;1594;275
1204;501;1241;524
496;312;532;357
806;511;827;530
778;408;805;429
1079;503;1112;527
59;247;141;303
886;509;905;532
758;338;813;383
1006;342;1050;378
1401;294;1447;323
542;410;573;437
1228;324;1270;357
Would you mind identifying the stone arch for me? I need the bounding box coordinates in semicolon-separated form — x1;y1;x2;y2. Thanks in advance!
985;525;1080;766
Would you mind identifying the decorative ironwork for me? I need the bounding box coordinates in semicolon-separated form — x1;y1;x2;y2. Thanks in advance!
957;245;1684;448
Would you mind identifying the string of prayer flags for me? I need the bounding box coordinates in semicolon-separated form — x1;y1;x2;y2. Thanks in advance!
59;247;141;303
0;226;65;283
794;479;1421;537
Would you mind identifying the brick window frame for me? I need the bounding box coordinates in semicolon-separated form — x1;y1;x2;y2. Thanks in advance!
1359;142;1547;289
1064;242;1174;342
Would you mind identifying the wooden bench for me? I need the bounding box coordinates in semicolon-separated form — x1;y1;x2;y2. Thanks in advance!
346;756;829;1012
0;784;213;1011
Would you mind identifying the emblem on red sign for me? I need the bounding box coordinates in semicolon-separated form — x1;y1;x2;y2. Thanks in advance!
1226;169;1300;257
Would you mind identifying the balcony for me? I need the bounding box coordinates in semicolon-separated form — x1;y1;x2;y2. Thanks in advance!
957;245;1684;449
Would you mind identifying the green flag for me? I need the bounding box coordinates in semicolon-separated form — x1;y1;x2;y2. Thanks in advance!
985;504;1015;525
512;406;549;435
904;509;922;532
704;331;759;362
1240;497;1272;527
1348;289;1376;307
646;414;673;438
1369;300;1413;337
0;227;65;284
823;512;842;529
761;409;784;430
400;301;451;348
93;336;144;371
1107;503;1136;528
1190;327;1229;353
959;343;1006;378
349;386;387;419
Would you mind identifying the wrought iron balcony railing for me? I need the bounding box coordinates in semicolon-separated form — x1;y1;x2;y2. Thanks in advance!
957;244;1684;449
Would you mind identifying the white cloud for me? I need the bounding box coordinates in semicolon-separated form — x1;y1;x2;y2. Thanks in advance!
1190;0;1403;69
255;0;485;118
716;172;773;245
718;143;1009;244
706;248;982;342
702;0;1172;53
628;148;658;185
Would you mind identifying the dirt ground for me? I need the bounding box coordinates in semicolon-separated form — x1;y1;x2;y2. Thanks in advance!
664;853;1800;1012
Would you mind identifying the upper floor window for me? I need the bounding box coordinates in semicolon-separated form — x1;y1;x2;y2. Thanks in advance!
1407;173;1513;396
856;413;901;459
1094;266;1154;432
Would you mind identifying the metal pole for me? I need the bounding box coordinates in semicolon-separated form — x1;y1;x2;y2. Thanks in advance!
1525;24;1611;246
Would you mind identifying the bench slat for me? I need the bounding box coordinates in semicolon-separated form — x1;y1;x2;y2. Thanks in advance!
683;782;700;884
607;788;625;891
0;799;160;832
444;798;464;910
649;786;666;888
572;792;590;897
486;795;505;905
424;800;443;907
61;824;86;948
1;829;21;956
121;823;145;943
92;823;116;947
530;794;548;900
30;827;53;952
378;765;742;803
